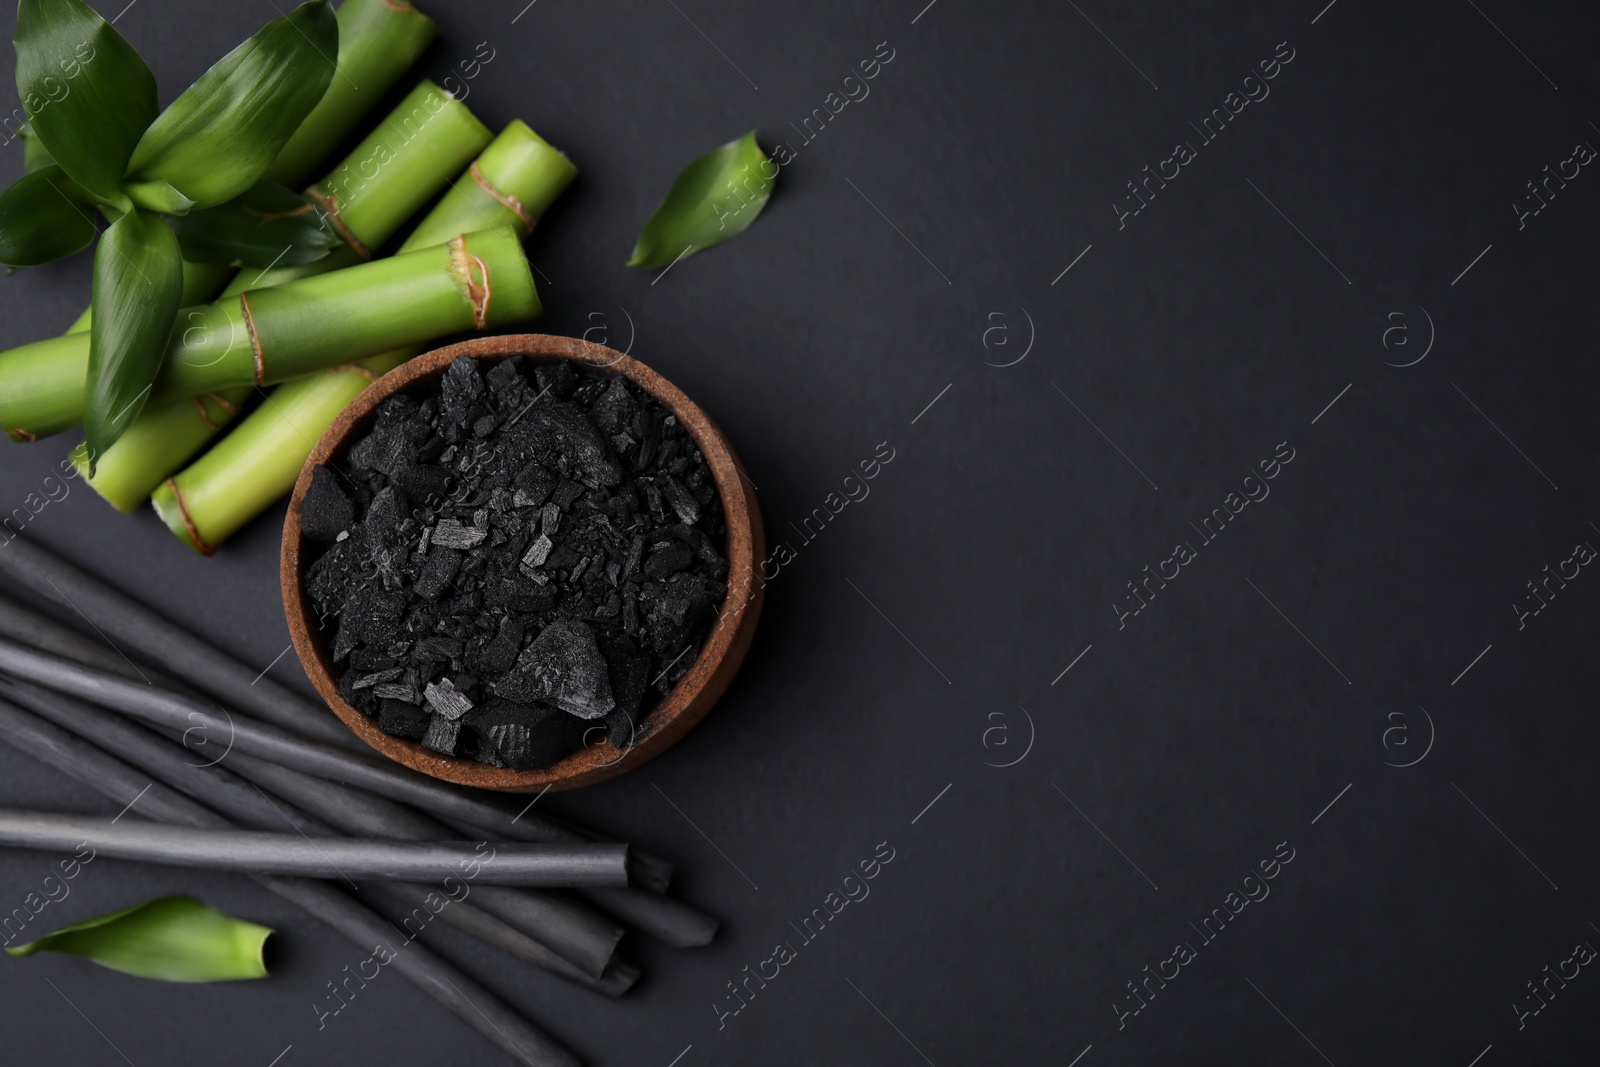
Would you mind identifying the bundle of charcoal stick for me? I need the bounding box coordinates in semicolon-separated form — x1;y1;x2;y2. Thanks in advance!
0;533;715;1067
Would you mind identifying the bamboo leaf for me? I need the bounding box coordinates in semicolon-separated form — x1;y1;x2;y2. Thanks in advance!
123;178;196;215
627;131;775;269
84;207;182;470
14;0;157;200
124;0;338;208
0;164;97;266
20;123;57;175
7;896;273;982
168;181;340;267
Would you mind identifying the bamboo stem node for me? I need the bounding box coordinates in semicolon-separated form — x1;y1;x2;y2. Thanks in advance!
159;478;215;556
470;161;533;231
306;188;373;260
449;234;494;329
240;293;267;385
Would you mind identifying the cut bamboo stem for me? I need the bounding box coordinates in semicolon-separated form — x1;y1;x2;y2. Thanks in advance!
155;120;577;552
75;80;492;508
0;697;580;1067
151;357;406;552
70;388;251;512
0;228;537;441
264;0;439;189
0;677;631;993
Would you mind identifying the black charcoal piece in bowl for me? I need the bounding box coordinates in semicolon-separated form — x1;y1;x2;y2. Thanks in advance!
299;355;730;770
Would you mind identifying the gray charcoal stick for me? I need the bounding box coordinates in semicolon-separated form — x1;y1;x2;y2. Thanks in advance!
0;613;715;945
0;607;675;959
223;750;624;979
0;811;631;887
0;534;357;747
0;680;626;988
0;639;661;887
0;589;674;892
0;697;579;1066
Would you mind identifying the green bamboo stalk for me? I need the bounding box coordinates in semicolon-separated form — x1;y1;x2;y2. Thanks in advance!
69;389;251;512
151;121;577;552
405;119;577;248
285;81;493;279
264;0;438;189
71;81;491;507
62;0;438;338
0;228;536;441
150;360;404;552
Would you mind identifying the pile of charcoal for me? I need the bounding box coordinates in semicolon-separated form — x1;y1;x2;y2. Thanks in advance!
300;355;729;769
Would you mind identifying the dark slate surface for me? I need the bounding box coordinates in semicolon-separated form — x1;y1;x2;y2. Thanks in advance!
1;0;1598;1064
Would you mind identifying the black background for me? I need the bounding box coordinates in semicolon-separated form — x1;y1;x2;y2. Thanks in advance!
2;0;1599;1064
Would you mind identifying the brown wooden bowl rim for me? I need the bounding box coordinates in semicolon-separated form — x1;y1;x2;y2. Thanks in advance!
281;334;765;792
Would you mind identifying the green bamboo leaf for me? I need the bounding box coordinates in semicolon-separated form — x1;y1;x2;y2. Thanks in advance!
84;207;183;470
14;0;157;200
7;896;273;982
627;130;775;269
122;178;196;216
124;0;338;208
168;180;340;267
0;164;97;266
19;123;57;174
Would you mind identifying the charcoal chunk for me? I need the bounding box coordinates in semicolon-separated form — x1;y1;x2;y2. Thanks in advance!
413;636;463;662
512;462;557;505
660;475;700;524
483;574;558;613
299;466;354;542
333;585;405;661
493;618;615;718
347;648;396;672
534;360;578;399
503;402;622;488
476;616;523;674
431;519;486;550
378;698;430;740
486;356;535;412
643;541;693;578
423;678;474;720
552;481;583;510
522;534;553;569
394;464;454;504
463;698;568;770
349;396;428;479
413;547;462;601
305;537;360;619
421;714;463;755
604;706;640;749
352;668;403;690
438;356;486;442
591;377;636;435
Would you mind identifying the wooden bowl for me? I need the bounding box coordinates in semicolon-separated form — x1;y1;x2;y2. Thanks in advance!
281;334;764;792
